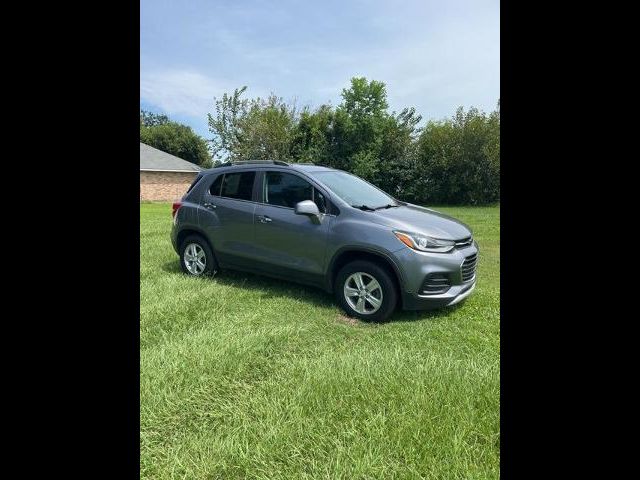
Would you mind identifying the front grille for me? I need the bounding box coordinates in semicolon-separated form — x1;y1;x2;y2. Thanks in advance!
455;236;473;249
421;273;451;295
461;253;478;282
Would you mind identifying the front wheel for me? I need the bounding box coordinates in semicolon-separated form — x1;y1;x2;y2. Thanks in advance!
335;260;398;322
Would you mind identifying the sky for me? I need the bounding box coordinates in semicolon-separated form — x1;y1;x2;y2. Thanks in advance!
140;0;499;138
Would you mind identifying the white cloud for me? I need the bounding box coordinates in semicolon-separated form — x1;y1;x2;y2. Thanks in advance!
140;70;226;118
140;0;499;129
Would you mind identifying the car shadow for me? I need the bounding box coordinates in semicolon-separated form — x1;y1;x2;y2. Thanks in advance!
161;260;461;324
390;302;465;323
161;260;334;310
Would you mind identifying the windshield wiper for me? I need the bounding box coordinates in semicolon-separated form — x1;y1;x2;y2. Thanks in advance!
375;203;400;210
351;204;376;211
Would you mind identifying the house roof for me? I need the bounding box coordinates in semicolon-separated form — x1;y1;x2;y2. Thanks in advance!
140;143;202;173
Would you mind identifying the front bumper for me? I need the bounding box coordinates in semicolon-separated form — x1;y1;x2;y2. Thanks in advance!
392;242;479;311
401;280;476;310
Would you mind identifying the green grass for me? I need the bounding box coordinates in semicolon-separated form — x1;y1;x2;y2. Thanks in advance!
140;203;500;479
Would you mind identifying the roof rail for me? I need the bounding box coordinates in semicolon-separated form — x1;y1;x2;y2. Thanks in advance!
214;160;290;168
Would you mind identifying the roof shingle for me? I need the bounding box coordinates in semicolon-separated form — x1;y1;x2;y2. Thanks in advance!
140;143;202;172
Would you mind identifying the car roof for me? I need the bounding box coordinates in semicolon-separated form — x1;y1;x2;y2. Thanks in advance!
290;163;335;173
201;162;337;175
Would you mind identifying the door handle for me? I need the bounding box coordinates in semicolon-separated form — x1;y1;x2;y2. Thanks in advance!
257;215;272;223
203;202;216;210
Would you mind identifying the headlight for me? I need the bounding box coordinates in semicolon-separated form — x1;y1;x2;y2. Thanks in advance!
393;231;455;253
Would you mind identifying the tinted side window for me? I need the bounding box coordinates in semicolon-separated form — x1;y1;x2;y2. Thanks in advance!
264;172;313;208
314;189;328;214
209;175;223;196
220;171;256;200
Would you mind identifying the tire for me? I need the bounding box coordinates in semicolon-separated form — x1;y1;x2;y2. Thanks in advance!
179;234;218;277
335;260;398;322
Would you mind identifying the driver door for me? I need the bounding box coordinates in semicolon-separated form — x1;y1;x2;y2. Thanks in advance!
253;170;331;277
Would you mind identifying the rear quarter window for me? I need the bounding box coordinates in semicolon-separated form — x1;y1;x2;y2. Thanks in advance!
220;171;256;201
209;175;223;196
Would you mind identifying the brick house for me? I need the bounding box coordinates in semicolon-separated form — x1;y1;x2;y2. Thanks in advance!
140;142;202;201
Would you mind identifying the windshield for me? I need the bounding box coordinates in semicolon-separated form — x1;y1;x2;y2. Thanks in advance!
311;171;397;209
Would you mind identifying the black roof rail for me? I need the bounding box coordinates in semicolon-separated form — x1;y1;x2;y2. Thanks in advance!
214;159;290;168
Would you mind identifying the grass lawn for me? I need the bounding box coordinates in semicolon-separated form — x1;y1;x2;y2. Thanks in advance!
140;203;500;479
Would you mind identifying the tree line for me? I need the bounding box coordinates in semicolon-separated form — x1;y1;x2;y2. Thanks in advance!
141;77;499;205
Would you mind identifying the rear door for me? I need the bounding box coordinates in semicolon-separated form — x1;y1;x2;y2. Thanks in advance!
198;170;260;265
253;170;331;277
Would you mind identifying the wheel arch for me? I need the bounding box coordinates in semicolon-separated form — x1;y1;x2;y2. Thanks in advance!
177;227;214;254
326;247;405;295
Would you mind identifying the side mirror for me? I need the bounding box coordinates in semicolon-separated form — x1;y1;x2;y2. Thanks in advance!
294;200;321;224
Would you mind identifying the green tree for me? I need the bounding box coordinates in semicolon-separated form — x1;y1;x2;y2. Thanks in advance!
206;81;499;205
375;107;422;198
291;78;422;195
208;88;298;162
235;94;299;161
334;77;389;175
140;112;211;167
140;110;169;127
329;77;421;193
415;104;500;204
290;104;335;165
484;100;500;175
341;77;388;117
207;87;249;162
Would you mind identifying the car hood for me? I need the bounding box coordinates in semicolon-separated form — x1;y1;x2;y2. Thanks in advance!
365;204;472;240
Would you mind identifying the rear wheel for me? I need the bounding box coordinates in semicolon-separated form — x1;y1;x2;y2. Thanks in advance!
179;235;217;277
335;260;397;322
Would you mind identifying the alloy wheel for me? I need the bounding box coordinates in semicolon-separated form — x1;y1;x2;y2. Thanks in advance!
343;272;384;315
183;243;206;275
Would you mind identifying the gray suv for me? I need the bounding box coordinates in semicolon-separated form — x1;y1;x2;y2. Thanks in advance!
171;160;478;322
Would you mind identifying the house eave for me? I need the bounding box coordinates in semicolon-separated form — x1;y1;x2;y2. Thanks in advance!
140;168;200;173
